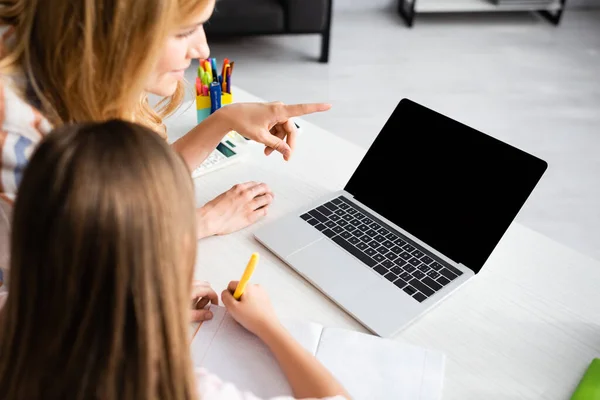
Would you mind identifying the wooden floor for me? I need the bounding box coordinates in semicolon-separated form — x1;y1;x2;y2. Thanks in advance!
184;9;600;262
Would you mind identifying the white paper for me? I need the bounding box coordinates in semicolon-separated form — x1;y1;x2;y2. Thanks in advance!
190;305;445;400
190;305;323;398
315;328;445;400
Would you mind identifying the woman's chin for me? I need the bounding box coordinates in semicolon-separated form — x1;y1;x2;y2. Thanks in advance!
146;81;179;97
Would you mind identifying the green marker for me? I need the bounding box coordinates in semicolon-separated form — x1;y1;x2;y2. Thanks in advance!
571;358;600;400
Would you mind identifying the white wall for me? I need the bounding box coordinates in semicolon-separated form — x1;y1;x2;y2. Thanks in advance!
332;0;599;11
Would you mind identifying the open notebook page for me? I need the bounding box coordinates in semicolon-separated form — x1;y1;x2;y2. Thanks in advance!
190;305;323;398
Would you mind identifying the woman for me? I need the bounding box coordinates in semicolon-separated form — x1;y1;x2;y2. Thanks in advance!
0;0;330;286
0;120;348;400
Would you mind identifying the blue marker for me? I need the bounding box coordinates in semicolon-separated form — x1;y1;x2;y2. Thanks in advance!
209;81;222;114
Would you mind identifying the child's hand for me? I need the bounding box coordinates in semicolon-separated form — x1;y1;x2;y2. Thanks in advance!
221;281;281;338
191;281;219;321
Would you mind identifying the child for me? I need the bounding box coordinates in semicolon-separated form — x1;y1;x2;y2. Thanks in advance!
0;120;348;400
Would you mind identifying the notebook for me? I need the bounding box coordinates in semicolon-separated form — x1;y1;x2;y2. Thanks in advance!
190;305;445;400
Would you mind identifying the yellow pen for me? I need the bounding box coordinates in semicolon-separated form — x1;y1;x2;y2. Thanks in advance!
233;252;259;300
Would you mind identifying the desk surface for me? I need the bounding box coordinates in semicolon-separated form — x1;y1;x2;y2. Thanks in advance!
166;88;600;400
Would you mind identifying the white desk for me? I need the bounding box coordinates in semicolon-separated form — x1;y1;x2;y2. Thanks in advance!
166;88;600;400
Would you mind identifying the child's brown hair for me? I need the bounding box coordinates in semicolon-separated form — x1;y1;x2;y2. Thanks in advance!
0;120;198;399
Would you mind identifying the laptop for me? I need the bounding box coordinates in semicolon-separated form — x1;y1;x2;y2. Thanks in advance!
253;98;548;338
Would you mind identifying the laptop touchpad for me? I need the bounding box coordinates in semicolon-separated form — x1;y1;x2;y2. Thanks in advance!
254;215;323;258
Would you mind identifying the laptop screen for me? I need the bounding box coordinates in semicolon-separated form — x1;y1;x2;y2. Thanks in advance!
344;99;547;273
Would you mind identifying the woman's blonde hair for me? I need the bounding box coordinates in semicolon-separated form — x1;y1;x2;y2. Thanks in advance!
0;0;208;136
0;120;198;399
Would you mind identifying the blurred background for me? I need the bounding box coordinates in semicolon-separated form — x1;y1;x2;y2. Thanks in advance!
183;0;600;262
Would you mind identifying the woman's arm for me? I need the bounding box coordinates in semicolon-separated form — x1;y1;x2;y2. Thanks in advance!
171;101;332;170
222;282;350;399
171;109;231;171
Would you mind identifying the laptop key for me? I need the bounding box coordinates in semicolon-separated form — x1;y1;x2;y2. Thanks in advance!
394;278;408;289
422;276;442;291
399;271;412;281
338;220;349;227
314;223;326;231
347;208;357;215
437;276;451;286
403;264;415;272
390;245;403;254
373;265;387;276
412;249;424;258
333;226;344;234
408;258;421;267
346;225;357;232
369;222;380;229
413;292;427;303
387;253;398;261
339;203;349;209
330;214;341;222
403;286;417;296
323;202;337;211
340;231;352;239
384;272;397;282
306;218;319;226
317;205;333;216
409;279;434;296
382;260;395;269
325;221;336;228
439;268;458;280
335;209;345;216
417;264;430;272
363;217;373;224
356;242;368;251
386;232;398;241
309;210;328;223
331;235;377;268
403;243;415;252
446;264;464;276
421;255;434;265
365;248;377;257
354;213;366;221
382;240;395;249
374;234;386;243
350;219;361;226
343;214;353;221
394;238;407;246
377;227;389;235
412;270;425;280
300;213;311;221
395;259;408;267
358;224;369;232
366;229;378;237
427;270;440;279
391;266;403;275
399;252;411;261
430;262;443;271
322;229;337;239
331;197;343;205
348;236;360;245
373;254;385;263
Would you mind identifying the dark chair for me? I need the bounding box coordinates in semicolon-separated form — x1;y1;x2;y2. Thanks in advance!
205;0;333;63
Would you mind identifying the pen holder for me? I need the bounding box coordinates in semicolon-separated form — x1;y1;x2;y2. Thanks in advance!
196;92;233;124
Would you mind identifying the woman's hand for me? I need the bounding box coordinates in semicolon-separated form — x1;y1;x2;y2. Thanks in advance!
220;102;331;161
191;281;219;322
221;281;281;339
196;181;274;238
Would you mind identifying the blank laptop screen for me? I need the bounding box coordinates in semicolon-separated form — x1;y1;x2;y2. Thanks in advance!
344;99;547;273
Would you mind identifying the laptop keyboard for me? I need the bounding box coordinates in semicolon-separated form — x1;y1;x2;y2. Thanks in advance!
300;196;463;303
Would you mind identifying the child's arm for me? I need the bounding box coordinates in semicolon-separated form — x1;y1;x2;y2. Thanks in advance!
222;282;350;400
